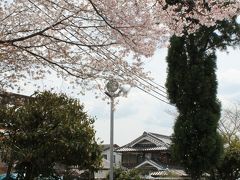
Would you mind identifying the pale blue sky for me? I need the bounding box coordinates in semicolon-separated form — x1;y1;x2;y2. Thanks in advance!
11;47;240;146
79;47;240;146
3;1;240;146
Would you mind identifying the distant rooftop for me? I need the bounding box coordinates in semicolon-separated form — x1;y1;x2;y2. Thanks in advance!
116;131;171;152
0;92;31;105
102;144;119;151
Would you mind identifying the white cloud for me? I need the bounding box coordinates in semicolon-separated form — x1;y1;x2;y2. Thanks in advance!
9;47;240;147
218;69;240;85
48;48;240;146
93;88;175;146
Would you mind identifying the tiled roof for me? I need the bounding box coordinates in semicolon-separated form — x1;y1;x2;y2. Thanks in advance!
116;132;171;152
150;169;188;177
102;144;119;151
0;92;31;105
149;132;171;145
116;146;168;152
135;160;165;170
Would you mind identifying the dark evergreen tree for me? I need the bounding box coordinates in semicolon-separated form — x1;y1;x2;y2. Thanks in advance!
166;17;240;180
0;91;102;180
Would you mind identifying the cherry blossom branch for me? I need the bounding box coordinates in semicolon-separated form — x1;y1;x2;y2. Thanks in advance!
0;15;72;44
12;44;89;79
40;33;117;47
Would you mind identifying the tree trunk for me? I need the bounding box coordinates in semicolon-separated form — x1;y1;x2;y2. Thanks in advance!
5;161;13;180
24;163;33;180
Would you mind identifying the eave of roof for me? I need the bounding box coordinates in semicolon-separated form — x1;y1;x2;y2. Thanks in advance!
116;146;168;152
102;144;119;151
150;169;188;177
134;160;165;170
116;132;171;151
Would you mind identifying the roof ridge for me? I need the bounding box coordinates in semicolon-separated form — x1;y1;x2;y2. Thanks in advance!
117;132;171;149
147;132;171;148
148;132;171;138
134;159;164;170
117;132;147;149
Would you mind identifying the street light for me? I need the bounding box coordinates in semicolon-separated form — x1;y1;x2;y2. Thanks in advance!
105;79;122;180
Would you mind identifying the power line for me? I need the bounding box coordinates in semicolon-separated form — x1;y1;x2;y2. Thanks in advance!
22;0;172;105
136;86;171;105
27;0;170;104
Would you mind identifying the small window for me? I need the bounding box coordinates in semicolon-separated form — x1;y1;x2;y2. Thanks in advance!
103;154;107;160
113;155;116;163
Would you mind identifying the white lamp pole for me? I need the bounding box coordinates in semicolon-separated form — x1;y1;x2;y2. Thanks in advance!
105;79;121;180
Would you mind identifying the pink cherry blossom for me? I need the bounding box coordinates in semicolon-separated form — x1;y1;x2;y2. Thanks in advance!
0;0;239;93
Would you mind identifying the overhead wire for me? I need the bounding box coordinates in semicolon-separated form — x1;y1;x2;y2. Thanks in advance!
24;0;172;106
28;0;171;105
135;86;171;105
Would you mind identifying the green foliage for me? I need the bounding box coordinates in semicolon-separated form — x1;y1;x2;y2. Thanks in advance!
106;168;141;180
215;137;240;180
166;17;240;179
166;34;222;179
0;91;102;180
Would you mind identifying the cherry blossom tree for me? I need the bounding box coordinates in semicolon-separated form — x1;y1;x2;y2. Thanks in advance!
0;0;239;93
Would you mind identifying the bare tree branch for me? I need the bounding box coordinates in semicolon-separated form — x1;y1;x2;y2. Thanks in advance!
219;101;240;145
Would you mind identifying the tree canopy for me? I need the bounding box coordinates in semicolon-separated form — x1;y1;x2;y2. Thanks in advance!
166;16;240;179
0;0;239;92
0;91;102;180
107;168;141;180
215;102;240;180
216;137;240;180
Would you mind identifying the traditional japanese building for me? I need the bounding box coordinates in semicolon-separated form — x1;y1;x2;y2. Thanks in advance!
116;132;187;179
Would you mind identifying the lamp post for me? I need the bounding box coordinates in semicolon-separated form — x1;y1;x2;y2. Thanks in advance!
105;79;121;180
